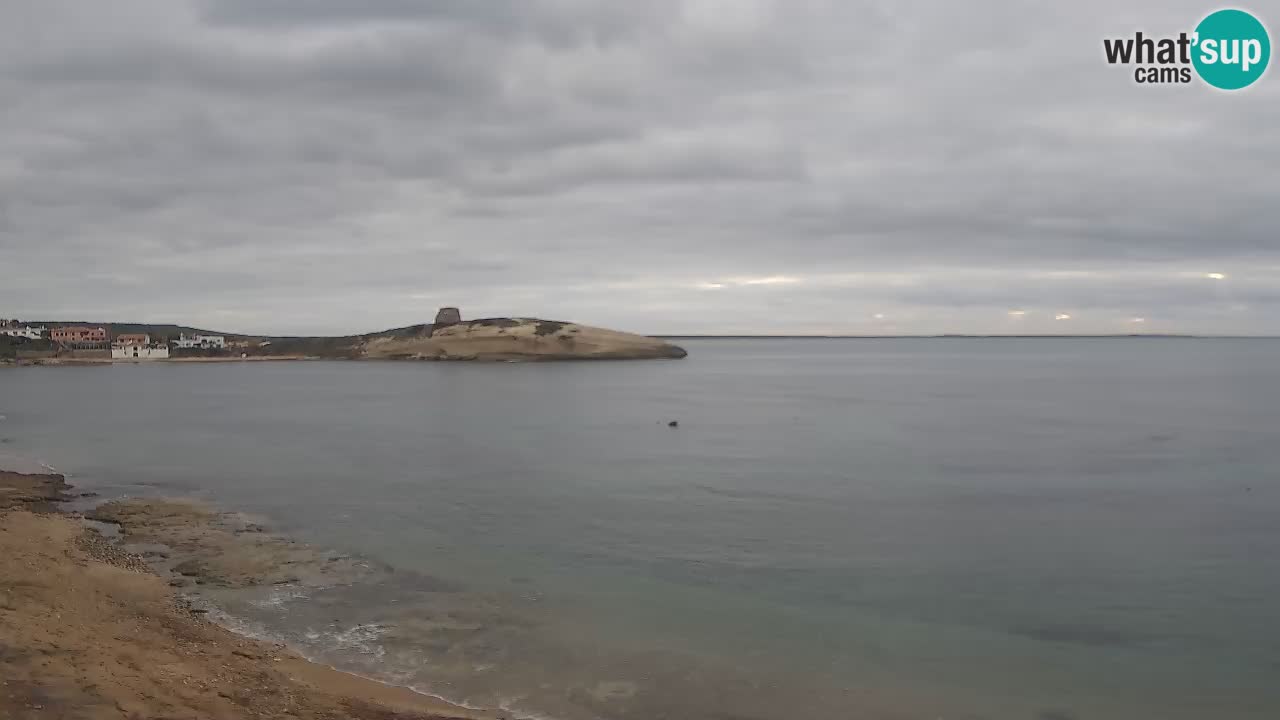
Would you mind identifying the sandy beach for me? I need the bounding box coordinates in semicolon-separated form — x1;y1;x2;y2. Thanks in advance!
0;470;502;720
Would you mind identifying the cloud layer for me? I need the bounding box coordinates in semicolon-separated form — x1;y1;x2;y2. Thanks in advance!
2;0;1277;335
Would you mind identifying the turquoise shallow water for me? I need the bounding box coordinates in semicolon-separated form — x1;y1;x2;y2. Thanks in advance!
2;338;1279;719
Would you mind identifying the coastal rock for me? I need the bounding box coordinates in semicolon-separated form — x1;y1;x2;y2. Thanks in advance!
88;499;379;589
366;317;687;362
0;470;70;511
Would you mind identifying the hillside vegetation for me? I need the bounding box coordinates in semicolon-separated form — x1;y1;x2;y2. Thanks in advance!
362;318;687;361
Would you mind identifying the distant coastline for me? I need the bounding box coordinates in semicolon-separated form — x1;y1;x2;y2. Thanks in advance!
2;309;687;364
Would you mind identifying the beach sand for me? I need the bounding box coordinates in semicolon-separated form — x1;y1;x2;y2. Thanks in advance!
0;470;501;720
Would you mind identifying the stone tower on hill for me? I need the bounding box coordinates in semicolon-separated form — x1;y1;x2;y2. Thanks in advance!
428;307;461;337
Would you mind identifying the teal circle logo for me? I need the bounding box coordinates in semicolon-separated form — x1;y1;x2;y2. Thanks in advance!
1192;9;1270;90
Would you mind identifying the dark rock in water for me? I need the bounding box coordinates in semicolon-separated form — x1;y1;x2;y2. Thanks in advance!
668;420;679;427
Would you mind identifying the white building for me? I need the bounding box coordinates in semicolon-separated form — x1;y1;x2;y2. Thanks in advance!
111;343;170;360
174;333;226;349
1;325;47;340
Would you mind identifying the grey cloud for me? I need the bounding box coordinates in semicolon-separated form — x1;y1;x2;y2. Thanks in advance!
18;37;500;102
200;0;513;27
199;0;667;46
888;275;1279;311
1;0;1277;336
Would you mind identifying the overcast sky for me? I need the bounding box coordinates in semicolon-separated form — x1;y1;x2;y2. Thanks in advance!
1;1;1277;335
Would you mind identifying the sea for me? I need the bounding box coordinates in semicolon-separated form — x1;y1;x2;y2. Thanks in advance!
2;338;1278;720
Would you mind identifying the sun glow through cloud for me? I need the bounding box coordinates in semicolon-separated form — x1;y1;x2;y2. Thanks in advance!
739;275;800;286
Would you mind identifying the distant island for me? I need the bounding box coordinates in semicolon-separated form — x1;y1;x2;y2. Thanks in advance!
0;308;688;364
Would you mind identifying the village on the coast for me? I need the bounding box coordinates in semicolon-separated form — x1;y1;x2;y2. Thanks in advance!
0;319;262;362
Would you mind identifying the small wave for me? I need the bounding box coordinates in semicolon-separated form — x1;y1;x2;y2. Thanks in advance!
187;592;555;720
249;586;310;609
328;622;388;659
495;698;561;720
693;483;818;504
196;603;286;646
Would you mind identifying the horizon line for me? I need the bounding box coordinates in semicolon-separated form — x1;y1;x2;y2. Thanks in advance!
656;333;1280;339
11;320;1279;341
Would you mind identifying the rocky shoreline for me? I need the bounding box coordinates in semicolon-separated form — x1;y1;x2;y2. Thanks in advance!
0;469;503;720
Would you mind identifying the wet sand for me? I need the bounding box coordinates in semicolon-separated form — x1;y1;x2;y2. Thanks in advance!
0;470;501;720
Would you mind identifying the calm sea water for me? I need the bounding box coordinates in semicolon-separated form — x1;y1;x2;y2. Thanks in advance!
2;339;1279;720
